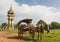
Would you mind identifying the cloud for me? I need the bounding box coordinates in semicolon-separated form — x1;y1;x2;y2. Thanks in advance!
0;0;60;24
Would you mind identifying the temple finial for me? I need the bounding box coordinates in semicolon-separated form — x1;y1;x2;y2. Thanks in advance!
8;3;14;14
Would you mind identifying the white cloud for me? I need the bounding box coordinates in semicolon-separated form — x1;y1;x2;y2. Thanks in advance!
0;0;60;24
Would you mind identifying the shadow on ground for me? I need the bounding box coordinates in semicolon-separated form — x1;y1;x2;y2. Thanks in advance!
7;36;20;39
7;36;41;42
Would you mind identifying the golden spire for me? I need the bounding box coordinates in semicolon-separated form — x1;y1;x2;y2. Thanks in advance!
8;4;14;14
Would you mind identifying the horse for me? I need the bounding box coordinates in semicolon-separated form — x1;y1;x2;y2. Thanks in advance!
26;24;50;40
36;24;50;40
44;24;50;34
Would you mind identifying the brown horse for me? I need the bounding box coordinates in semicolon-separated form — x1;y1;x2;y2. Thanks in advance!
44;24;50;34
36;24;50;33
36;24;50;40
26;24;50;40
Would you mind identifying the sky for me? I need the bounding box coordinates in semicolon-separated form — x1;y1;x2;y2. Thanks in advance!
0;0;60;24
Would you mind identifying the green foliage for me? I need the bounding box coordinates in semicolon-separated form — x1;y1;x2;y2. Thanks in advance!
0;25;1;29
50;22;60;29
37;19;46;25
0;23;7;30
1;23;7;28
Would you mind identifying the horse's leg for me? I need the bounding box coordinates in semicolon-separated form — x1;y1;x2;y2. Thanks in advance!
40;33;43;40
22;32;23;39
38;31;39;40
29;31;31;37
18;33;22;39
18;31;23;39
29;31;34;39
32;34;34;39
21;33;23;39
18;33;20;38
18;30;21;38
32;31;35;39
29;30;32;37
47;30;50;34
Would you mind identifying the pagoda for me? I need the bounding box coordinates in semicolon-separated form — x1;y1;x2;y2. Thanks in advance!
7;5;14;30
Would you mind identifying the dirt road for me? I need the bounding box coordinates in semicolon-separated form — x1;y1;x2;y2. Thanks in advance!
0;31;26;42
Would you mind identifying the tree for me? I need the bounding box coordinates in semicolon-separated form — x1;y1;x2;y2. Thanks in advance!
50;22;60;29
50;22;60;33
37;19;46;25
1;23;7;30
0;24;1;30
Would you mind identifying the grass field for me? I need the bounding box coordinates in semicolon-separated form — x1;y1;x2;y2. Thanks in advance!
3;29;60;42
24;29;60;42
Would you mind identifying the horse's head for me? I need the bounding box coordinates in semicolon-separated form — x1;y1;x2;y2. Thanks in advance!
40;24;50;34
45;24;50;33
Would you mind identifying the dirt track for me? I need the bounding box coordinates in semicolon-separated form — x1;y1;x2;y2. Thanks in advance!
0;31;26;42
